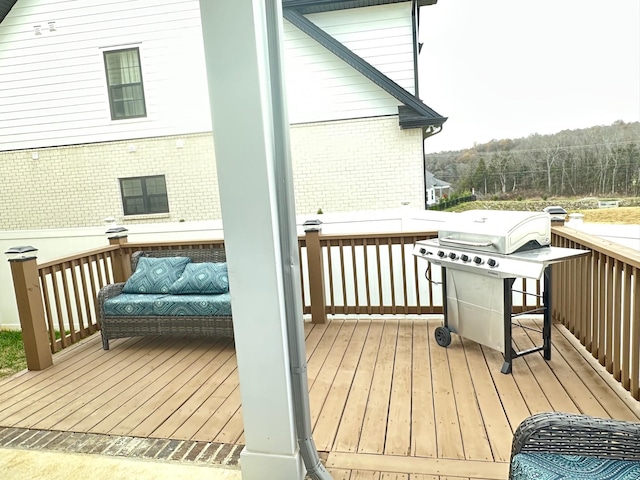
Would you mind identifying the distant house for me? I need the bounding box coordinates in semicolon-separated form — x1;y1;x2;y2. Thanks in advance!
0;0;446;230
425;171;451;206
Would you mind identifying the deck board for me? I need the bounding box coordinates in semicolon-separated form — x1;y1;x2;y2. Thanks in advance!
0;316;638;478
315;319;369;451
462;339;513;462
446;336;493;461
333;320;384;453
428;322;464;460
410;319;437;458
357;320;398;454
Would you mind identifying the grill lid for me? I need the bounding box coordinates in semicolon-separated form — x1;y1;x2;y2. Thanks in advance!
437;210;551;255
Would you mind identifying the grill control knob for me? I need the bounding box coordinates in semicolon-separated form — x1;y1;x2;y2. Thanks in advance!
419;248;426;255
460;254;470;263
448;252;458;260
487;258;498;268
473;256;483;265
437;250;446;258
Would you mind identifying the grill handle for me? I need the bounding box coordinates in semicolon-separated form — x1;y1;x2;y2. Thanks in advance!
439;237;494;248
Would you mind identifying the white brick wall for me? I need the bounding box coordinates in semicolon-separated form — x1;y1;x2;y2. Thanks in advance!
0;116;425;229
290;116;425;214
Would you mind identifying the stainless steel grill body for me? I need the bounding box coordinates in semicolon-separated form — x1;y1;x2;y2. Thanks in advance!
437;209;551;255
444;269;506;352
413;209;589;373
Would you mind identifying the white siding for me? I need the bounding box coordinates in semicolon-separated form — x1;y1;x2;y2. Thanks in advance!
0;0;417;150
0;0;212;151
307;3;415;92
285;3;414;124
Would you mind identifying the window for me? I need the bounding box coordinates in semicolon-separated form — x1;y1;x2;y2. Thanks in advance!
120;176;169;215
104;48;147;120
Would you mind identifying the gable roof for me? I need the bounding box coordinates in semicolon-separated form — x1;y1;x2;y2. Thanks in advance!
0;0;16;24
425;171;450;189
283;7;446;128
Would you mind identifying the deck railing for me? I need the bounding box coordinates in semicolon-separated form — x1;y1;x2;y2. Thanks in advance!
551;226;640;400
8;223;640;401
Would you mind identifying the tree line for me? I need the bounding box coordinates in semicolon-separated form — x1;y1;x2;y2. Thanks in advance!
425;121;640;198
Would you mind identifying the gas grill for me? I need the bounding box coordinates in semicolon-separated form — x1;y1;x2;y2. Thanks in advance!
413;210;588;373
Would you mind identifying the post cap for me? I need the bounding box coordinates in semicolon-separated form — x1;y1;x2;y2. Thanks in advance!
105;226;128;236
5;245;38;261
543;206;567;215
303;219;323;232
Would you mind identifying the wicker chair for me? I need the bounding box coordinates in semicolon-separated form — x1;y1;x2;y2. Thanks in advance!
97;248;234;350
510;412;640;479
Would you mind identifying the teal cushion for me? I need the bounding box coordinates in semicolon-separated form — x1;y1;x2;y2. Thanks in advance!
103;293;166;316
168;262;229;294
512;453;640;479
122;257;191;294
152;293;232;316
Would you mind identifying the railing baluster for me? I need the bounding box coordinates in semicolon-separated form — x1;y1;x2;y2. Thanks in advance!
39;269;57;351
388;238;396;314
375;238;383;310
413;236;421;314
77;259;93;336
339;240;347;312
87;256;101;329
605;255;614;373
621;264;632;390
50;266;67;348
60;261;77;344
69;260;86;337
598;252;607;365
400;238;408;314
632;267;640;400
586;253;596;355
351;239;359;314
613;259;623;382
327;240;335;315
364;239;371;315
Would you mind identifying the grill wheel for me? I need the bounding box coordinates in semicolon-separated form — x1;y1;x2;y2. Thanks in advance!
434;326;452;347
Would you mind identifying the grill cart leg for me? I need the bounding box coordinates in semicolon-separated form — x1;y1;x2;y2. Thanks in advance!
435;266;452;347
501;278;516;374
543;266;552;360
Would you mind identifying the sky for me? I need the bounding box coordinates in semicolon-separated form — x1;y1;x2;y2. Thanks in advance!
418;0;640;153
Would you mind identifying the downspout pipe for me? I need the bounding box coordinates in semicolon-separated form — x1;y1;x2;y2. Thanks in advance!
423;124;444;209
265;2;332;479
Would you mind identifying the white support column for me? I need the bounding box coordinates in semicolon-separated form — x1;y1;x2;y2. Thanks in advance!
198;1;304;479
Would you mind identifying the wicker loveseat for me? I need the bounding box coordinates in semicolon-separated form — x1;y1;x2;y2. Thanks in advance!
97;248;234;350
510;412;640;479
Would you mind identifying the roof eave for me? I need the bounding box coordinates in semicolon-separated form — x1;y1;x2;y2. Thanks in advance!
0;0;18;24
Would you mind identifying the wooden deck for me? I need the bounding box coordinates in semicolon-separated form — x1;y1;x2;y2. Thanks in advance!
0;316;638;479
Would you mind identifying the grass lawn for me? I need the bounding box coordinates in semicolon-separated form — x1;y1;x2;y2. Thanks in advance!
0;330;26;378
577;207;640;224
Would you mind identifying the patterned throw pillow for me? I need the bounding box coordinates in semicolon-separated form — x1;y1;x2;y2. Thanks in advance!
122;256;191;294
168;262;229;295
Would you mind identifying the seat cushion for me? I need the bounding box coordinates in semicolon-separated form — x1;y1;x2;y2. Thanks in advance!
152;293;232;316
103;293;167;316
122;256;191;294
168;262;229;294
511;453;640;479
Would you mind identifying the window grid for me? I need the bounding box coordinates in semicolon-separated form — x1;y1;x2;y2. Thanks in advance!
104;48;147;120
120;175;169;216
